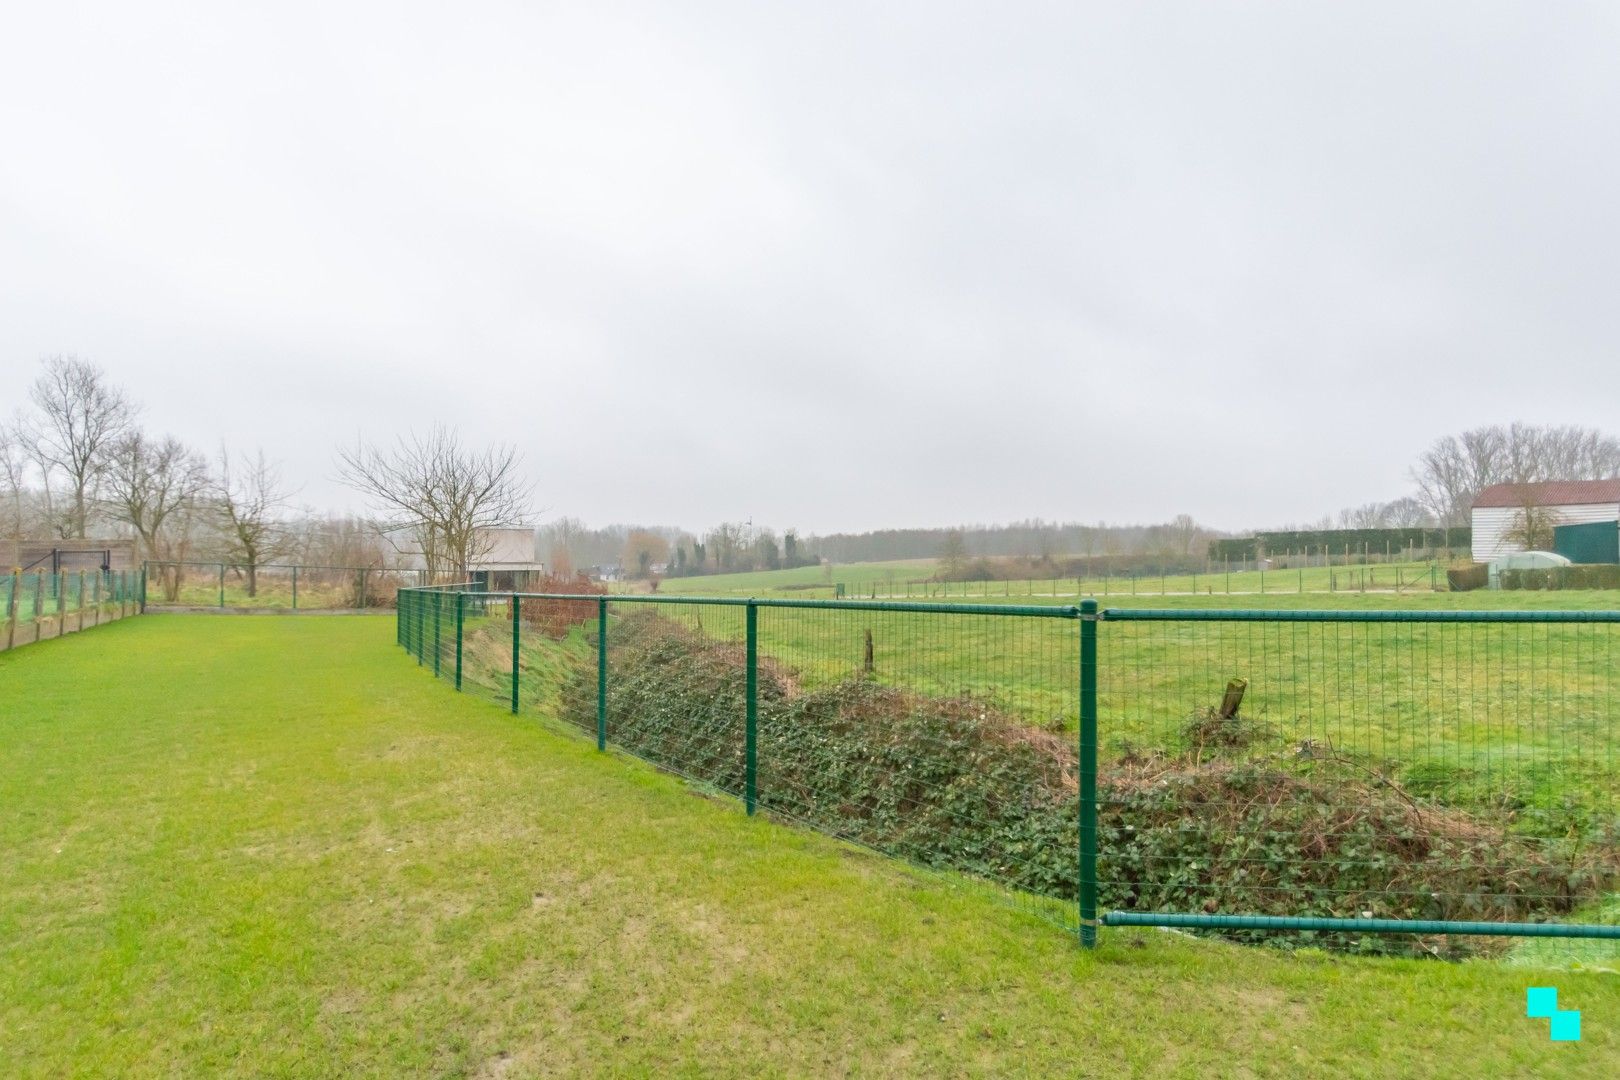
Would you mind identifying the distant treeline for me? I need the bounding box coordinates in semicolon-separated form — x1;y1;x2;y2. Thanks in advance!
935;553;1211;582
538;517;1217;575
802;518;1208;564
1208;528;1472;561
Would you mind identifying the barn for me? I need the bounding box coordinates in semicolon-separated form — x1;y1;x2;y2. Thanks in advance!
1470;480;1620;563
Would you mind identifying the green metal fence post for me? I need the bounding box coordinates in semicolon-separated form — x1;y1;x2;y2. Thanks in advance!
34;573;44;641
78;571;87;630
510;595;521;714
1079;598;1099;948
596;596;608;751
139;566;147;612
745;599;758;816
57;572;65;621
416;592;425;665
3;574;15;652
292;565;298;611
454;591;465;691
433;590;442;676
218;563;225;609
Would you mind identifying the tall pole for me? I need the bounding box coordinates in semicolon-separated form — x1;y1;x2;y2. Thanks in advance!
1079;598;1099;948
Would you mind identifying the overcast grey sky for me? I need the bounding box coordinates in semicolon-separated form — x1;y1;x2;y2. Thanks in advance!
4;2;1619;534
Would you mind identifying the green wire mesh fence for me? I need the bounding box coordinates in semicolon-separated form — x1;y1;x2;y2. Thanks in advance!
398;588;1620;965
1;569;144;652
143;561;432;611
1098;608;1620;966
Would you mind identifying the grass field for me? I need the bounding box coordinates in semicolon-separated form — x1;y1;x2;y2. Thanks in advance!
662;558;1460;600
4;615;1618;1076
653;559;937;595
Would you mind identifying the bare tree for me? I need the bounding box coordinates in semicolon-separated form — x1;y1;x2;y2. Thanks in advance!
1505;500;1564;552
0;422;33;541
1413;423;1620;526
216;448;294;597
1345;503;1391;529
704;522;748;572
939;528;967;576
1168;513;1202;555
621;529;669;578
103;433;210;600
537;515;586;574
20;356;138;538
336;427;531;579
1381;497;1432;529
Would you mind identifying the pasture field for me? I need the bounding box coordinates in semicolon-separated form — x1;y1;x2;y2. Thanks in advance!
664;558;1458;600
4;614;1618;1077
653;558;936;594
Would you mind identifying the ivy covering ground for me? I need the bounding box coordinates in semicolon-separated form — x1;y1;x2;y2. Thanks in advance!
563;610;1614;955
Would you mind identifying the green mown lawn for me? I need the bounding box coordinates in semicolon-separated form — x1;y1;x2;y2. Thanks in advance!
2;616;1615;1077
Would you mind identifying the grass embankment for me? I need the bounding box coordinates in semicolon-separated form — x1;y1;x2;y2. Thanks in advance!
500;587;1620;832
4;616;1617;1076
558;612;1606;955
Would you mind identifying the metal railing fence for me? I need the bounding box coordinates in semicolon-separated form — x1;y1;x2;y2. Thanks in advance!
397;587;1620;962
1;569;144;651
143;561;431;611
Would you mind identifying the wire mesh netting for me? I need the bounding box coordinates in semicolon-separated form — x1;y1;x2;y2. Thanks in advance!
397;588;1620;965
1098;610;1620;965
405;589;1082;929
1;570;143;651
144;561;427;611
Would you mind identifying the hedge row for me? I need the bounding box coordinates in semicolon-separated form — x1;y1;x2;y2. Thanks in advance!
1210;528;1472;561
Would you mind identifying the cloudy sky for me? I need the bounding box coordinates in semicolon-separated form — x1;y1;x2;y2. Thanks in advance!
4;2;1618;534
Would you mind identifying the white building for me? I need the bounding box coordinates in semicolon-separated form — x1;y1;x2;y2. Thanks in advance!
470;527;543;589
1470;480;1620;562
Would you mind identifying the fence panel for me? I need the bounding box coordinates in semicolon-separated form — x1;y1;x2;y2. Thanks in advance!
1;570;144;652
398;589;1620;962
1097;609;1620;962
144;562;425;611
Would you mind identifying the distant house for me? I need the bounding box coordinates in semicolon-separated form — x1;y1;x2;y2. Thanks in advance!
469;527;543;590
1471;480;1620;563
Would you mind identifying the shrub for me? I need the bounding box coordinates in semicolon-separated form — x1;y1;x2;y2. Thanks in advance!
1499;565;1620;590
520;573;605;640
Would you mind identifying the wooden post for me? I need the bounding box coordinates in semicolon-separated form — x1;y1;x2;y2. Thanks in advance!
1218;678;1248;720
